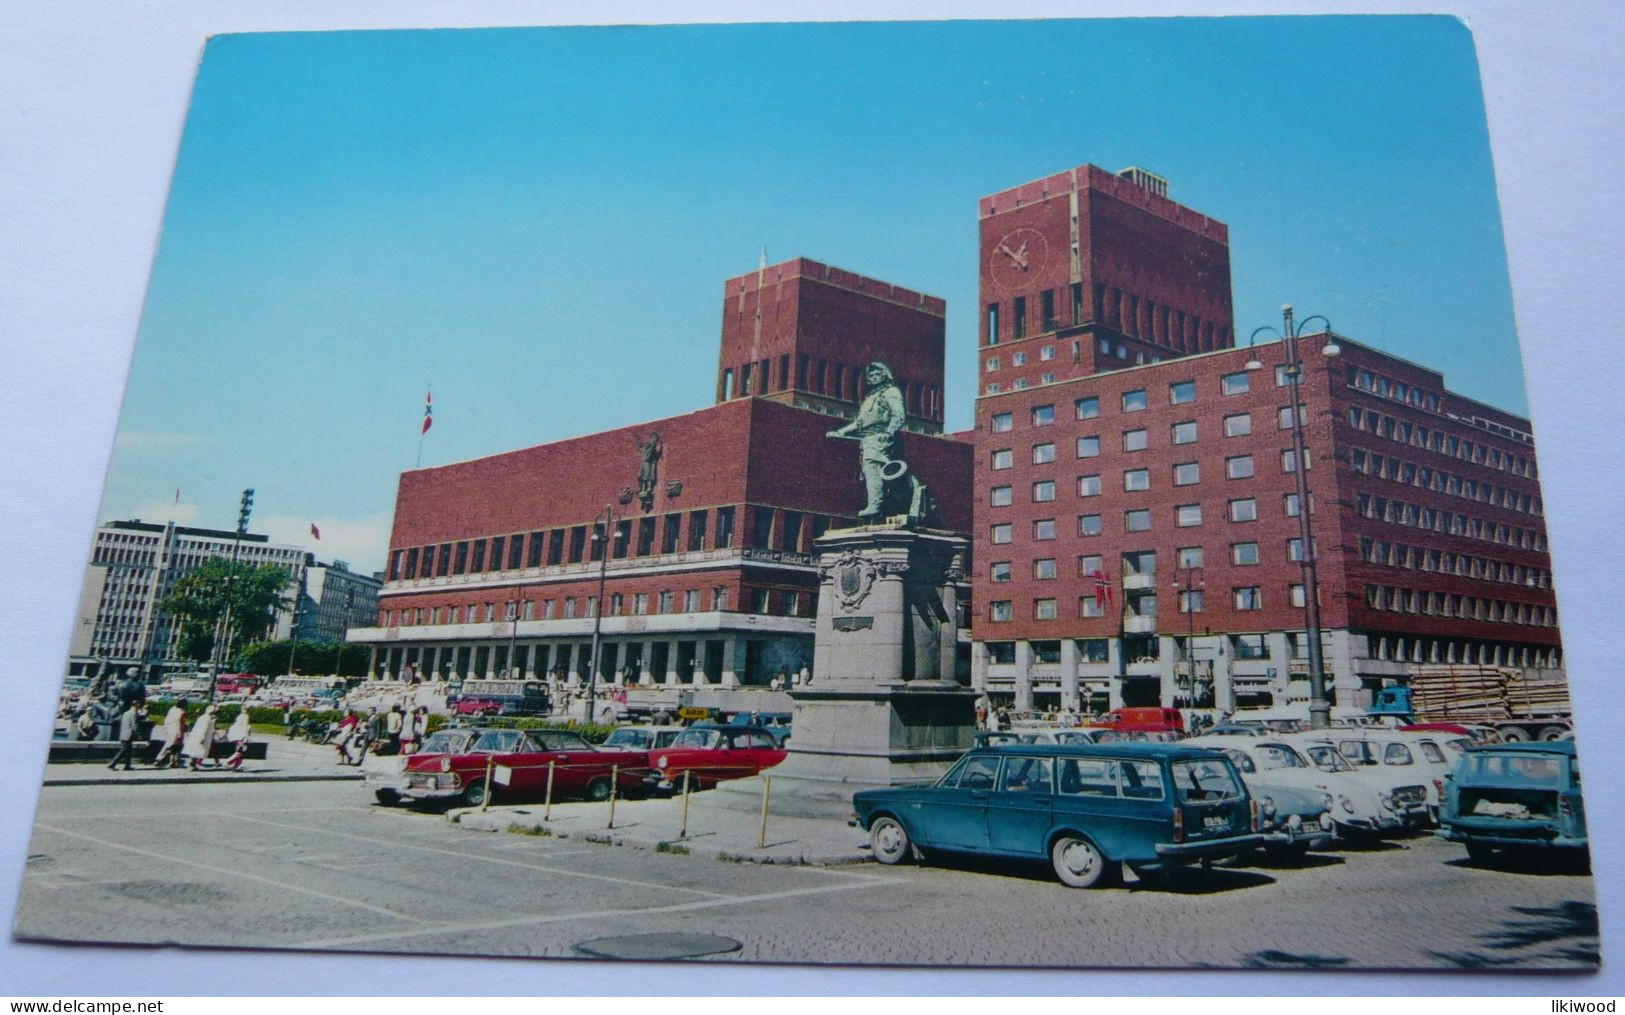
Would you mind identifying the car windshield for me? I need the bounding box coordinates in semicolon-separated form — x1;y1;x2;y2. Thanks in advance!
1172;760;1242;803
1338;740;1380;766
420;731;473;755
1219;749;1255;773
1254;744;1306;770
1418;741;1447;763
1464;752;1566;785
672;729;720;749
1302;744;1354;773
534;731;593;751
473;730;527;753
603;729;650;749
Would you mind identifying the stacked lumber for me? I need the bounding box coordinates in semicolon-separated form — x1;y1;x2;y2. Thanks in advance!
1409;665;1512;722
1503;672;1571;719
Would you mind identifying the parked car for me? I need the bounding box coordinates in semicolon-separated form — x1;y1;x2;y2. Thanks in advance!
599;725;685;752
1330;731;1454;820
647;723;787;792
1087;707;1185;734
451;696;506;717
1188;736;1336;856
1281;732;1432;836
363;728;478;804
382;727;647;808
851;743;1263;888
1438;741;1587;867
1194;724;1270;738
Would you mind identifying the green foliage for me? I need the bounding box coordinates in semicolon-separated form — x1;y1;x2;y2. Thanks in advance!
160;559;292;654
506;823;552;838
235;639;368;678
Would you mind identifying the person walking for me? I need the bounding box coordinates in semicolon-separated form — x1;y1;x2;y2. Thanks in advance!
398;706;418;756
385;704;403;755
106;703;145;771
152;698;188;768
224;707;253;772
184;704;219;771
334;710;361;765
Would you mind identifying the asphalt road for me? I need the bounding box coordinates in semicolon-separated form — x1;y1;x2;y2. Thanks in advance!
14;779;1599;970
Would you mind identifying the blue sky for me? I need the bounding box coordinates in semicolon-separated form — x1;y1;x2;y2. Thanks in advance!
102;16;1521;573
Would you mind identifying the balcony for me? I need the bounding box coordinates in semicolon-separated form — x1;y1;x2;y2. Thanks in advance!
1122;615;1158;635
1121;573;1156;591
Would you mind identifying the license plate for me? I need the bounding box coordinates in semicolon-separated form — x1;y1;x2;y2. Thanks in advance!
1203;815;1230;832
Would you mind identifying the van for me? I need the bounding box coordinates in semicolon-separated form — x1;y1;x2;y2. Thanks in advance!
1089;707;1184;733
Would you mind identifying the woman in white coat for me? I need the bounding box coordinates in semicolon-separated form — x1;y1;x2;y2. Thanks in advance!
224;708;253;771
184;704;218;771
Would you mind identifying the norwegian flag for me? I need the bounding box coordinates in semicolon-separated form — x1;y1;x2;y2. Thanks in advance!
309;523;321;540
1090;569;1114;610
421;387;433;434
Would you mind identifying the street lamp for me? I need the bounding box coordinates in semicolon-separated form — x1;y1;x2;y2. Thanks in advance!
584;505;616;723
1172;566;1204;705
1246;304;1340;730
506;593;527;679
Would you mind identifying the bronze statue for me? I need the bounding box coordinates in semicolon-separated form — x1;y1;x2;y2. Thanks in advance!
636;431;663;511
826;361;936;522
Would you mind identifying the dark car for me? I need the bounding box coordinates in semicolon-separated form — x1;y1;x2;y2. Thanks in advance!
1438;741;1587;867
852;743;1262;888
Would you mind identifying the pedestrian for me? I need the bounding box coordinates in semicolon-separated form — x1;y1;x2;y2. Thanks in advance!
75;708;99;741
106;703;145;771
184;704;219;771
334;710;361;765
224;707;253;772
364;707;385;754
153;698;188;768
399;706;418;756
385;704;403;755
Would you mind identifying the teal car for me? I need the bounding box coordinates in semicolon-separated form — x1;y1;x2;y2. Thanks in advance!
1438;741;1588;866
851;743;1264;887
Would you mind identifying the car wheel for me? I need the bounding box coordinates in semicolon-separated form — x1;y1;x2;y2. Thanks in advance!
1499;727;1530;742
1465;842;1495;864
1538;725;1570;742
373;789;400;806
585;777;612;802
869;816;913;866
1051;835;1111;888
460;781;488;808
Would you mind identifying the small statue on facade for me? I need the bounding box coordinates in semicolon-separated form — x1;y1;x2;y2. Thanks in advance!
635;431;663;511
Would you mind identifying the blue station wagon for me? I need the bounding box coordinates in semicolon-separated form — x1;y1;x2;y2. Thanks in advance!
852;743;1264;888
1438;740;1588;866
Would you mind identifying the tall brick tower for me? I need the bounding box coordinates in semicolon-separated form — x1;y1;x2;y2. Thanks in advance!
978;164;1234;392
716;257;947;434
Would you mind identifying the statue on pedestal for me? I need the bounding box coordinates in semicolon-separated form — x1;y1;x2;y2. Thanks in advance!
825;361;937;523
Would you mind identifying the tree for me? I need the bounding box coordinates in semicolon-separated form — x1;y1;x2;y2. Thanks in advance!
161;559;293;663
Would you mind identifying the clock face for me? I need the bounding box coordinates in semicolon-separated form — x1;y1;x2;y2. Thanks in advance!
987;227;1050;294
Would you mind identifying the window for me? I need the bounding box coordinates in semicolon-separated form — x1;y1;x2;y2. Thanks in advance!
1033;480;1056;502
1076;436;1100;458
1075;396;1100;420
992;412;1013;433
990;485;1013;507
1124;468;1150;491
1281;448;1312;472
716;506;736;548
1226;455;1255;479
1040;344;1055;361
1279;405;1300;429
1013;351;1027;367
1287;537;1305;562
985;357;1000;373
1172;420;1197;445
1034;598;1058;620
990;523;1013;544
1123;429;1148;452
991;449;1013;470
1032;404;1055;426
1079;554;1103;576
1041;289;1056;329
688;510;708;551
1177;546;1203;568
1275;364;1295;387
1176;504;1203;527
1234;587;1263;610
987;303;1000;345
1232;542;1260;566
684;589;701;612
634;592;650;616
1041;372;1054;384
1180;590;1205;613
989;601;1013;622
1223;413;1252;437
1033;443;1056;464
1125;509;1152;532
990;561;1012;583
1013;296;1027;338
1123;389;1148;412
1079;514;1102;536
714;587;729;611
1290;583;1307;608
1170;380;1197;404
1078;474;1102;497
1080;595;1105;618
1233;633;1267;659
1285;492;1307;517
1034;519;1057;540
1174;462;1200;486
1221;371;1250;395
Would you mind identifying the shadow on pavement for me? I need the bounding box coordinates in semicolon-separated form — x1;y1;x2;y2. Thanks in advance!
1427;900;1600;969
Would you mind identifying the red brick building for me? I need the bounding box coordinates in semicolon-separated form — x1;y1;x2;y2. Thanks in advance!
970;165;1560;712
352;260;970;692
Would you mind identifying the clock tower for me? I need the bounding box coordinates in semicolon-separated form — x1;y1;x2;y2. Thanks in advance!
977;164;1234;393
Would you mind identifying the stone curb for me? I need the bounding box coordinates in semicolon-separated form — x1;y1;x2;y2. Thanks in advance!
42;773;365;787
449;805;871;867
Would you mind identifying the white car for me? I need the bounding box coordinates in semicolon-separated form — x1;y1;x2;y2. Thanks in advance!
1279;732;1432;837
1328;730;1454;820
1192;736;1336;854
599;725;685;751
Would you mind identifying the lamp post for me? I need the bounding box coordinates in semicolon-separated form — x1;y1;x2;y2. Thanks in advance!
1246;305;1340;730
208;488;254;703
1172;566;1204;706
506;593;527;679
584;505;615;723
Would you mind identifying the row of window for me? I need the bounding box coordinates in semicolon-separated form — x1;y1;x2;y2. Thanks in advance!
1346;405;1536;477
987;583;1306;622
381;584;816;627
1353;492;1547;552
988;365;1302;432
1359;537;1552;589
1347;366;1535;447
990;495;1287;543
721;354;940;418
990;539;1314;586
992;411;1303;466
1363;584;1557;627
989;451;1308;505
984;282;1231;354
1349;447;1542;516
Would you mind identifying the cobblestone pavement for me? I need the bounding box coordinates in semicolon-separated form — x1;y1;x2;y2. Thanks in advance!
15;780;1598;971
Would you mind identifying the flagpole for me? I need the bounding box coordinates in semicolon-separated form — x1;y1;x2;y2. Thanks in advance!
416;384;431;469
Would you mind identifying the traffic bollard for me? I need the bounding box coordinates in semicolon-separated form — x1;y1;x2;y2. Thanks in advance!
757;775;772;849
679;770;692;839
607;764;619;829
544;760;555;821
481;755;493;812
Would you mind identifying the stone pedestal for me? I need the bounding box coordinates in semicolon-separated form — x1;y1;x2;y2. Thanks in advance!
718;522;976;818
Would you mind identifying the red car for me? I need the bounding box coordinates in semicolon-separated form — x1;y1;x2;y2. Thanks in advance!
1088;707;1185;734
647;723;787;792
392;727;648;808
451;696;504;717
